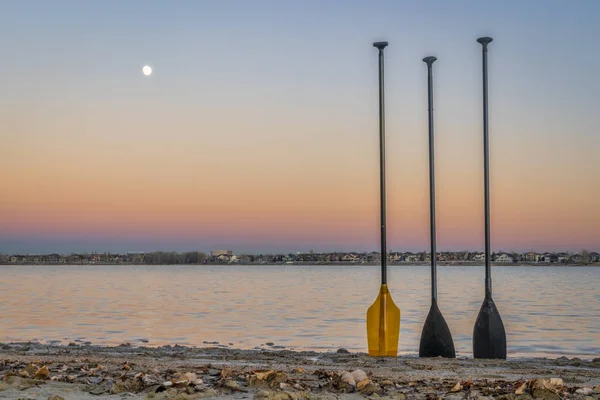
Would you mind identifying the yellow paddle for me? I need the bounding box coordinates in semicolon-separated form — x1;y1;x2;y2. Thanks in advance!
366;41;400;357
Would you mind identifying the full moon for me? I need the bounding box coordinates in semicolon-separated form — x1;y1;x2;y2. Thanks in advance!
142;65;152;76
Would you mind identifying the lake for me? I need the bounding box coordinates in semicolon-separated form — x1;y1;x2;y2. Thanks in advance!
0;264;598;359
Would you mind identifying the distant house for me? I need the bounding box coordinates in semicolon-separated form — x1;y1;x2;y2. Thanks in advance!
590;252;600;263
543;253;558;263
524;252;538;262
471;252;486;262
389;252;402;262
568;254;583;264
367;252;380;262
47;254;62;263
557;253;570;263
417;252;431;262
403;253;420;263
131;254;144;264
495;253;515;263
216;254;231;262
342;253;359;262
211;250;233;257
438;252;449;262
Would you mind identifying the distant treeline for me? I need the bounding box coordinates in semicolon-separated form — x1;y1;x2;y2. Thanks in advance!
2;249;599;266
0;251;209;265
142;251;207;264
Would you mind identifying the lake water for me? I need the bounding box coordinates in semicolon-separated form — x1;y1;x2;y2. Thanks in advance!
0;264;598;359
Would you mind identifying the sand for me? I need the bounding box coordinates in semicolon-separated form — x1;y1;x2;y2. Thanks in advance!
0;342;599;399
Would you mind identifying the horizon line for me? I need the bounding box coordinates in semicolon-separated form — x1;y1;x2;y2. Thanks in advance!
2;248;597;256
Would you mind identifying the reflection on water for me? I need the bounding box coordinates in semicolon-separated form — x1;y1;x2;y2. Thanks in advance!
0;264;598;358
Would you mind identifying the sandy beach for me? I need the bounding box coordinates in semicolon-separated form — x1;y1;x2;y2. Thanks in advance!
0;342;599;400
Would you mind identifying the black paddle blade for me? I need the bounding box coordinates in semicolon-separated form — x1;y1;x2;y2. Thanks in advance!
473;296;507;359
419;299;456;358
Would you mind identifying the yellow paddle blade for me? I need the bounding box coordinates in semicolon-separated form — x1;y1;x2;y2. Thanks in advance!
366;284;400;356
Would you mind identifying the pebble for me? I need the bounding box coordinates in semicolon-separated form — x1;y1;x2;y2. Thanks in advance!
336;348;350;353
576;388;593;395
351;369;367;382
34;365;50;379
181;372;197;382
24;364;37;375
222;379;241;390
340;371;356;387
142;375;160;386
532;389;560;400
356;378;371;390
595;385;600;393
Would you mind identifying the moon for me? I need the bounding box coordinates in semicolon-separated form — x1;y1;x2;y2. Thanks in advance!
142;65;152;76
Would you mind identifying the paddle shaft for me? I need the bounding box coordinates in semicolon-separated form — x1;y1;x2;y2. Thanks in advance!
479;38;493;299
375;43;388;285
424;57;437;300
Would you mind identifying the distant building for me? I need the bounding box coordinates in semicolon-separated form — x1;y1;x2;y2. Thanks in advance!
569;254;583;264
471;252;486;262
211;250;233;257
495;253;515;263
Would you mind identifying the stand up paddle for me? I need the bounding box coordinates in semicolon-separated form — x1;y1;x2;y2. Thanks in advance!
367;41;400;357
472;36;507;359
418;56;456;358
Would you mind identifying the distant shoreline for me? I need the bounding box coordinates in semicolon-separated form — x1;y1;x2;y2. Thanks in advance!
1;261;598;267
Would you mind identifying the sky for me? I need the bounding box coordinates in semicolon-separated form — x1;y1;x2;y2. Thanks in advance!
1;0;599;254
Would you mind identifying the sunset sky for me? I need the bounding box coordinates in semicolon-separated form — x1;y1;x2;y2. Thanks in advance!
1;0;599;254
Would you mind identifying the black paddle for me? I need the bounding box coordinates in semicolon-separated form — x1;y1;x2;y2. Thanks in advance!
418;56;456;358
472;37;507;359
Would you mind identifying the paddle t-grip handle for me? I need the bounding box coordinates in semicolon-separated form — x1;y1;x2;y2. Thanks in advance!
477;36;493;50
423;56;437;66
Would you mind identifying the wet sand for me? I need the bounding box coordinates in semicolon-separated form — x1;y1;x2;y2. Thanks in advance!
0;342;599;399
